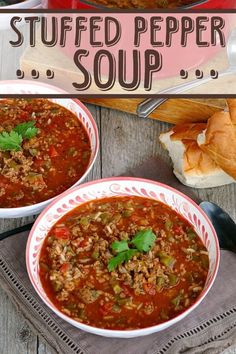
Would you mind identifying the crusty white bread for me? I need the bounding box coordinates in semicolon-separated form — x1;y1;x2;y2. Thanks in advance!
160;123;234;188
197;111;236;180
226;99;236;128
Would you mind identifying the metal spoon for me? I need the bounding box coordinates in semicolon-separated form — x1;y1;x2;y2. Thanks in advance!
137;28;236;118
0;222;34;241
200;201;236;253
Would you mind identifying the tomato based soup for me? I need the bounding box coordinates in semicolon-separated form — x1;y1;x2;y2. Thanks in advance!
0;99;91;208
47;0;197;9
84;0;197;9
39;196;209;330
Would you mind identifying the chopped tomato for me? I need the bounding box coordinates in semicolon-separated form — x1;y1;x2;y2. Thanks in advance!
79;240;89;247
60;263;70;273
122;285;132;297
54;227;70;240
130;215;139;222
49;146;59;157
34;158;44;167
143;283;156;295
173;225;182;235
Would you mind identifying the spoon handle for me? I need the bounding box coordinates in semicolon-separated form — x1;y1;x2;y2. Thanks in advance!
137;69;233;118
0;222;34;241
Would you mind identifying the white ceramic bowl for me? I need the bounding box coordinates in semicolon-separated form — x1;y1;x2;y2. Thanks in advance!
26;177;220;338
1;0;41;9
0;1;42;30
0;80;99;218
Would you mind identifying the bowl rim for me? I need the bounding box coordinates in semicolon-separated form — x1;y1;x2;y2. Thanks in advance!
0;83;99;213
0;0;41;8
26;177;220;337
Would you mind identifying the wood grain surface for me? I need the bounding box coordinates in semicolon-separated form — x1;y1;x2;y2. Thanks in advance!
0;104;236;354
0;25;236;354
81;98;226;124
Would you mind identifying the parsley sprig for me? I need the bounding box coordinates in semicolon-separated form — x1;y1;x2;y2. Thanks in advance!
0;121;38;152
14;121;38;140
108;229;156;272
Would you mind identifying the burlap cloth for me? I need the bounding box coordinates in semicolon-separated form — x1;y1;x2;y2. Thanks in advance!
0;157;236;354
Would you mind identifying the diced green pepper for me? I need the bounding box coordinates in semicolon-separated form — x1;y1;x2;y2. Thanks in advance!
113;284;122;294
156;276;165;291
92;250;99;259
9;161;21;170
158;252;176;268
122;210;133;217
187;231;197;240
113;214;122;223
79;216;89;227
68;147;77;156
200;254;209;269
66;303;77;310
29;148;38;157
117;297;131;306
168;274;179;286
82;151;90;159
165;220;173;231
52;281;63;292
171;294;182;307
112;304;121;313
91;290;100;300
39;262;49;272
100;212;111;225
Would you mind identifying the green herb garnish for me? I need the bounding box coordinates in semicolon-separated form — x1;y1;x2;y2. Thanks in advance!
108;252;127;272
131;229;156;252
14;121;38;140
111;240;129;253
0;131;22;151
108;229;156;272
0;121;38;152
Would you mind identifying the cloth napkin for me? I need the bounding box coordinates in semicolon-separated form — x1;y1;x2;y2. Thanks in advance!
0;157;236;354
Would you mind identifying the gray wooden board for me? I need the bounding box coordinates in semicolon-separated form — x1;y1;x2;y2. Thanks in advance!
0;27;236;354
0;104;236;354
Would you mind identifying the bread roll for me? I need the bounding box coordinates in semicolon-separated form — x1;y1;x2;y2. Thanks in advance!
197;111;236;180
226;99;236;128
160;123;234;188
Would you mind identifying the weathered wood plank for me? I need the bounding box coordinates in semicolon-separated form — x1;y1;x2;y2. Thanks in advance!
0;103;236;354
0;287;38;354
100;108;170;177
83;103;102;182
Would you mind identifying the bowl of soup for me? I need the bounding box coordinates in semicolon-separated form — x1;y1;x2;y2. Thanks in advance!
0;81;99;218
43;0;236;9
26;177;220;338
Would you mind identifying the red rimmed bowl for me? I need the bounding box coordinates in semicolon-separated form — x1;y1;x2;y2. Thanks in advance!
43;0;236;9
0;80;99;218
26;177;220;338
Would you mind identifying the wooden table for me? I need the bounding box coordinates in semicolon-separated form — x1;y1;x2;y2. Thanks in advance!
0;25;236;354
0;105;236;353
